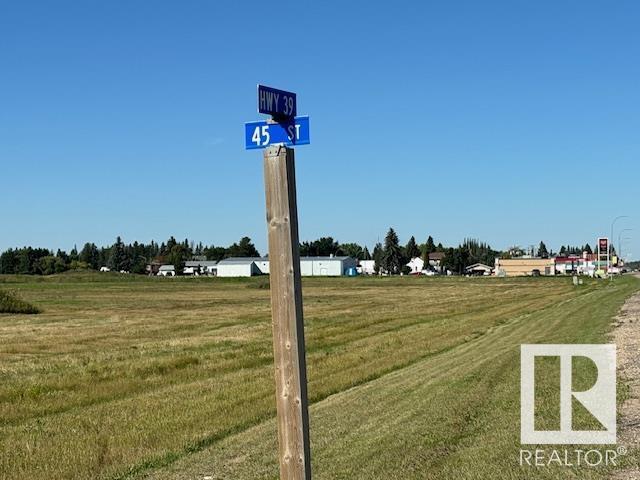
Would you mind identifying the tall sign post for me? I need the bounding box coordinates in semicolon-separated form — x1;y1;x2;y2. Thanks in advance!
597;237;609;276
246;85;312;480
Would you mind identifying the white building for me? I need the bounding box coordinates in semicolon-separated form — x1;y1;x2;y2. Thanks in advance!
407;257;425;273
206;256;356;277
215;257;265;277
358;259;376;275
299;256;357;276
184;260;219;275
254;258;270;274
465;263;493;276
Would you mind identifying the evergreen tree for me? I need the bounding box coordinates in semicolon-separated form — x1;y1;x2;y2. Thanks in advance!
381;228;403;274
441;247;456;273
424;236;436;254
0;249;18;274
108;237;129;271
228;237;260;257
405;236;420;259
240;237;260;257
79;243;100;269
538;241;549;259
372;242;383;274
421;235;436;269
362;246;371;261
164;237;177;255
130;241;148;274
442;245;470;275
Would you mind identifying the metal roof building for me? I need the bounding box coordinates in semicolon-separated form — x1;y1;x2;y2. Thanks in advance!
299;256;356;276
215;257;269;277
184;260;219;275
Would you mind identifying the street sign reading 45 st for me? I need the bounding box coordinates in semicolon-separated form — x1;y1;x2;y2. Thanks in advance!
245;116;310;150
258;85;297;118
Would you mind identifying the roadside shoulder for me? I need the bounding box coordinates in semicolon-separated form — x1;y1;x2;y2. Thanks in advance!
610;276;640;479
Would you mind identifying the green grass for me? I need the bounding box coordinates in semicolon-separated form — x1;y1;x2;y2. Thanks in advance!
0;289;40;314
0;273;637;479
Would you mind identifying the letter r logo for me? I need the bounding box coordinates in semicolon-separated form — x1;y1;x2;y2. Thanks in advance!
521;344;616;444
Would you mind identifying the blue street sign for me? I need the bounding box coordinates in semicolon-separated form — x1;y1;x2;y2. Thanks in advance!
245;116;310;150
257;84;297;119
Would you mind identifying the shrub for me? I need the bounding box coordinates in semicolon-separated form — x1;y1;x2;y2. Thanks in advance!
0;290;41;314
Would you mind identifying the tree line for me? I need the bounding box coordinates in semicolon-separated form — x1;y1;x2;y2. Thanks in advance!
0;236;260;275
0;231;601;276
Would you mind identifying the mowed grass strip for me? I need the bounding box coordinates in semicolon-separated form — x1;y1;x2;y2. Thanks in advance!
0;273;633;479
146;276;639;480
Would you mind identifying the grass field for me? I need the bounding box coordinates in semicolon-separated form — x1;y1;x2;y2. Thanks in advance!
0;273;638;479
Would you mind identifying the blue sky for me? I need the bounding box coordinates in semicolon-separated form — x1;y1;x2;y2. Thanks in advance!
1;1;638;259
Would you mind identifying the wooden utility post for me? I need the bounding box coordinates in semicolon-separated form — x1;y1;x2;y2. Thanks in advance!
263;144;312;480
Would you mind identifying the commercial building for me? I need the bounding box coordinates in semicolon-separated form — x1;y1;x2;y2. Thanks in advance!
494;258;555;276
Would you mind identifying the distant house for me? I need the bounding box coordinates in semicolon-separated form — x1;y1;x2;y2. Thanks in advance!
465;263;493;276
158;265;176;277
407;257;426;273
428;252;446;271
407;253;446;274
